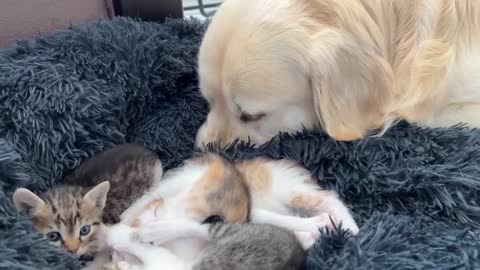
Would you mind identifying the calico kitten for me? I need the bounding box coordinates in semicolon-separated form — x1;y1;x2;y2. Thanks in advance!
99;221;306;270
120;154;358;253
12;144;162;259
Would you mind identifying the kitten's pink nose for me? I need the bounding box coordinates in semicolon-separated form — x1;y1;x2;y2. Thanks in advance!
64;240;80;254
66;247;78;254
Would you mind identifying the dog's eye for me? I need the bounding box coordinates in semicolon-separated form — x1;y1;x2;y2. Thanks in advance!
240;112;266;123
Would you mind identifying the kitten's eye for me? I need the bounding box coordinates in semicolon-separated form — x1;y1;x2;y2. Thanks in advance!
46;231;62;242
240;112;266;123
80;225;91;236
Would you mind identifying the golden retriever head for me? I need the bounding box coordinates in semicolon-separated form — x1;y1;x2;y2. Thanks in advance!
196;0;397;147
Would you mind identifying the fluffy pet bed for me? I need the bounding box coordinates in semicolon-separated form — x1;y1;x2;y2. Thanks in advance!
0;18;479;270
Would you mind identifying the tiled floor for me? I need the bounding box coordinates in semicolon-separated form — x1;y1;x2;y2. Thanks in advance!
183;0;222;19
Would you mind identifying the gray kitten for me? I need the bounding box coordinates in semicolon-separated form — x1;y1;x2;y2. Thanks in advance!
12;144;162;259
194;222;306;270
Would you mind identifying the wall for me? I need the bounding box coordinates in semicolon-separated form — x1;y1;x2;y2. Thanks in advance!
0;0;112;47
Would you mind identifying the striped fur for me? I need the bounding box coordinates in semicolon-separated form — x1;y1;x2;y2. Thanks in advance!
12;144;163;258
28;186;103;258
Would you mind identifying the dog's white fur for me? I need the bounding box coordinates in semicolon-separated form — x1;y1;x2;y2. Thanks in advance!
196;0;480;146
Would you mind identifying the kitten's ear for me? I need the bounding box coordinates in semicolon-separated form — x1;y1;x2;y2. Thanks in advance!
12;188;45;215
84;181;110;209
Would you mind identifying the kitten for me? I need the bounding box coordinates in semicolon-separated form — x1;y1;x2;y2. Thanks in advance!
100;153;358;268
12;144;163;259
195;222;306;270
100;221;306;270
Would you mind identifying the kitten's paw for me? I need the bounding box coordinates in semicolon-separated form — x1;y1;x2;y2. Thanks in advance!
302;213;334;235
290;213;333;249
137;221;165;243
111;249;143;269
138;220;185;244
116;261;140;270
102;262;120;270
294;231;317;250
341;220;360;235
112;251;126;263
106;261;139;270
310;213;360;236
106;224;137;250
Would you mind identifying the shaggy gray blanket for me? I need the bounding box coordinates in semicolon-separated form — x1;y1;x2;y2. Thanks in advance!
0;18;479;270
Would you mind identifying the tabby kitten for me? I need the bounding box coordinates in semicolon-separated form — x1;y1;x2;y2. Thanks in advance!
12;144;162;259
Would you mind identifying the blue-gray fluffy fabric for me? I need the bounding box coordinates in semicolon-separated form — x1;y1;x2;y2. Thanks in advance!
0;18;479;270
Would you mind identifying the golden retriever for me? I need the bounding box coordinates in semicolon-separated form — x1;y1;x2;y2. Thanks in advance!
196;0;480;147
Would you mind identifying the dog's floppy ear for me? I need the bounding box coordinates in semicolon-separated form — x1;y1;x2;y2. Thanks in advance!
309;29;394;141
